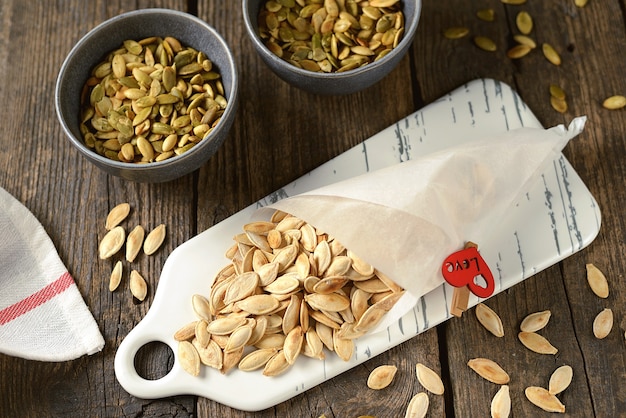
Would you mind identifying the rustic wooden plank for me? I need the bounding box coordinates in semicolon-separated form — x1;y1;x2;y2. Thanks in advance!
0;1;196;417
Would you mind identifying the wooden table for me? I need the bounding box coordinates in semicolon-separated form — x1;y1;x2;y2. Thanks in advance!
1;0;625;416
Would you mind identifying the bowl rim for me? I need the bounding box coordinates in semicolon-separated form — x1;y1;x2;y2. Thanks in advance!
54;8;239;172
241;0;422;81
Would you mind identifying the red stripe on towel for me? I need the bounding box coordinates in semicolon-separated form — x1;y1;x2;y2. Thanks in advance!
0;272;74;325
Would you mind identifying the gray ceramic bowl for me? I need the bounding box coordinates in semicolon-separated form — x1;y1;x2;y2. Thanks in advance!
55;9;238;183
242;0;421;95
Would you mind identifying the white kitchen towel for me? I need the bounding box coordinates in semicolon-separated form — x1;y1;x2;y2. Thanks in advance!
0;186;104;361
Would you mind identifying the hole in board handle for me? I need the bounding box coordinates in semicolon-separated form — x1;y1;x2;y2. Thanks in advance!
133;341;174;380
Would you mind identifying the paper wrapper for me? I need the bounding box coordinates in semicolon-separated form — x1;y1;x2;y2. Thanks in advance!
254;117;587;333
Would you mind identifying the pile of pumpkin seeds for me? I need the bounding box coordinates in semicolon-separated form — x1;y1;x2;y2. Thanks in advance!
174;209;404;377
443;0;625;114
79;36;228;164
257;0;405;73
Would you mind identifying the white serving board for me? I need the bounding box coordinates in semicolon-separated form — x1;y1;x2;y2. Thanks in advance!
114;78;601;411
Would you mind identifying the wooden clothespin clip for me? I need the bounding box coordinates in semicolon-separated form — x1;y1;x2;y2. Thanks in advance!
442;241;495;318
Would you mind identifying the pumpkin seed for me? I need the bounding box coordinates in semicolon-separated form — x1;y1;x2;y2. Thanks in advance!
174;321;198;342
575;0;589;7
99;226;125;259
542;43;561;65
263;351;291;376
367;365;397;390
501;0;527;4
476;9;495;22
178;340;201;376
467;358;510;384
238;348;278;371
416;363;444;395
507;44;531;59
405;392;429;418
105;203;130;230
525;386;565;413
514;34;536;48
520;310;551;332
516;11;533;35
474;36;497;52
550;96;568;113
144;224;166;255
109;260;123;292
549;84;566;100
491;385;511;418
602;95;626;110
129;270;148;301
586;263;609;298
518;331;558;354
444;27;470;39
549;365;573;395
475;303;505;337
593;308;613;339
125;225;145;262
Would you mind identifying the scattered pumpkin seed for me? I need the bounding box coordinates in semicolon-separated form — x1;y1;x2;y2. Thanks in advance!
475;303;505;337
550;96;568;113
109;260;123;292
586;263;609;298
516;11;533;35
144;224;166;255
125;225;145;262
474;36;497;52
602;95;626;110
416;363;445;395
506;44;532;59
476;9;495;22
520;310;551;332
518;331;558;354
548;365;573;395
513;34;537;49
491;385;511;418
593;308;613;339
367;365;397;390
549;84;566;101
467;358;510;384
98;226;126;259
542;43;562;65
405;392;429;418
525;386;565;413
105;202;130;230
501;0;527;3
129;269;148;301
444;27;470;39
575;0;589;7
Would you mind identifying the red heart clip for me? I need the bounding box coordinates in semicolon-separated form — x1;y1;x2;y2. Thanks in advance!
442;246;495;298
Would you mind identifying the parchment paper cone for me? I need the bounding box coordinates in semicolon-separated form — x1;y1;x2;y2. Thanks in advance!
254;117;587;333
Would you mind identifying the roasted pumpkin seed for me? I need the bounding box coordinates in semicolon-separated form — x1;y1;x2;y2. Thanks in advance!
416;363;445;395
548;365;573;395
525;386;565;413
467;358;510;384
491;385;511;418
367;365;397;390
593;308;613;339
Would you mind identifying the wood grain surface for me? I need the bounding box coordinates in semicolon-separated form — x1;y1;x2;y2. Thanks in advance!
1;0;625;417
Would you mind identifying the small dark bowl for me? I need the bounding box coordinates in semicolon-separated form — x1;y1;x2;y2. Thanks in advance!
242;0;421;95
55;9;239;183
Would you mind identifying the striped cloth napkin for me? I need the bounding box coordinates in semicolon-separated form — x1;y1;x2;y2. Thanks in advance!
0;186;104;361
